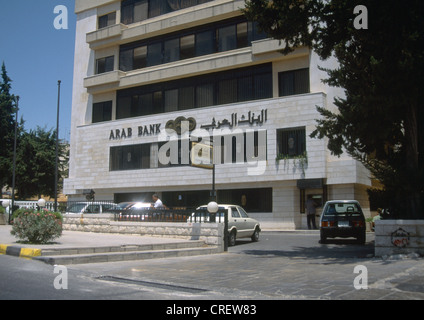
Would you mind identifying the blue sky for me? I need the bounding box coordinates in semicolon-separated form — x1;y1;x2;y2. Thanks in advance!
0;0;76;141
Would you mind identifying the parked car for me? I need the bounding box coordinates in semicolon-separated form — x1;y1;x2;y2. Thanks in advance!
116;202;152;212
319;200;366;244
189;204;261;246
115;202;152;220
65;202;117;215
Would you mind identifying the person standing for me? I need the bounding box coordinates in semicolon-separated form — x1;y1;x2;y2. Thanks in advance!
306;195;318;230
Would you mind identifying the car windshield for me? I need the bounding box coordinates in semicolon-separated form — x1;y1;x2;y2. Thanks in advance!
67;203;86;213
324;203;362;217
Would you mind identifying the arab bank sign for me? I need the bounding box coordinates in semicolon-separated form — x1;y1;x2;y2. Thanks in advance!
108;109;267;141
106;109;269;175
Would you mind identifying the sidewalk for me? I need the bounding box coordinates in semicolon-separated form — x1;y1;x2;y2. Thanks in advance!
0;225;195;260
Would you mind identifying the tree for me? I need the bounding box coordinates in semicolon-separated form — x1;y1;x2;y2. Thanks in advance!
243;0;423;218
0;62;18;188
15;127;69;199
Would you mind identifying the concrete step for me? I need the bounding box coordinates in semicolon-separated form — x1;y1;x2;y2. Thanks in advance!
40;240;206;256
35;246;220;265
33;240;219;265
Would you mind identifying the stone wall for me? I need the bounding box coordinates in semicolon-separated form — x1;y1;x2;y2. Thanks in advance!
375;220;424;257
63;214;224;252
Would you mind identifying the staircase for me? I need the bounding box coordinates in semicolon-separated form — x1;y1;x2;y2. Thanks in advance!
34;240;219;265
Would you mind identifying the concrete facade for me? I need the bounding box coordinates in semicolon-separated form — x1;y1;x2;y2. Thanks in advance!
64;0;372;230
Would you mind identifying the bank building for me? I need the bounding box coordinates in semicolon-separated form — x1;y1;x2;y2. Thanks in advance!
64;0;372;229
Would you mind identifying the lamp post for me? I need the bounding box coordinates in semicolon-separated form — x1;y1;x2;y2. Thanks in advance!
207;201;218;222
54;80;61;212
11;96;19;224
207;201;228;252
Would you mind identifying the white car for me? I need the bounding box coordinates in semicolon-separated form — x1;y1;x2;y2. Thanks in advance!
190;204;261;246
65;202;117;215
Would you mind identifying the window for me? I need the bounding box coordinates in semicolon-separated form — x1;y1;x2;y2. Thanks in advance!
164;38;180;63
96;56;114;74
277;127;306;157
116;96;131;120
134;0;148;22
121;0;212;24
98;12;116;29
164;89;178;112
236;22;248;48
217;78;237;105
133;46;147;69
196;83;214;108
110;144;151;171
179;86;195;110
180;34;195;60
278;68;310;97
218;188;272;212
119;18;266;72
92;101;112;123
116;64;272;119
147;42;162;67
218;25;236;52
119;50;133;72
196;30;214;56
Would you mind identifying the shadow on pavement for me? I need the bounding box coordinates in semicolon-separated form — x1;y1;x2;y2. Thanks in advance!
236;240;376;264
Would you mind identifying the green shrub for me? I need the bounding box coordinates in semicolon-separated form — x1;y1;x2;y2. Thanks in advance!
11;210;63;244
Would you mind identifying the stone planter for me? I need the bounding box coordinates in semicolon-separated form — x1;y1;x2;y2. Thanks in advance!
62;214;225;252
375;220;424;257
0;214;5;225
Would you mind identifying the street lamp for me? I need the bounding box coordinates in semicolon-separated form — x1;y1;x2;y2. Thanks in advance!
207;201;228;252
37;198;46;211
11;96;19;224
54;80;61;212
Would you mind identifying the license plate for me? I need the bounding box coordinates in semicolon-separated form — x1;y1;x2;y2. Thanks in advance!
338;221;350;227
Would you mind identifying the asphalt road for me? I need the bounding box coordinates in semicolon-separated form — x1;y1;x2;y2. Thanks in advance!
1;231;424;304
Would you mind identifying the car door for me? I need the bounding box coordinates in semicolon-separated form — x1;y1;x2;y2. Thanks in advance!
237;206;256;237
230;206;249;238
228;206;242;235
85;204;100;214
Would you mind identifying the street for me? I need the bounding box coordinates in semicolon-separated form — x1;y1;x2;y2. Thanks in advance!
1;231;424;303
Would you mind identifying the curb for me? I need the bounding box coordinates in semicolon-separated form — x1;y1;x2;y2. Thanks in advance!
0;244;42;259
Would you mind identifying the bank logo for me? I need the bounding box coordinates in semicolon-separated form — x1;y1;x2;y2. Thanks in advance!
391;228;410;248
166;117;197;134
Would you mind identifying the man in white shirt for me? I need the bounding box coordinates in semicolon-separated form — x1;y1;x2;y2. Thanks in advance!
152;194;164;209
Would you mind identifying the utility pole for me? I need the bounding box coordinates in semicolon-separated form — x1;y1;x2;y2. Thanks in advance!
54;80;61;212
10;96;19;224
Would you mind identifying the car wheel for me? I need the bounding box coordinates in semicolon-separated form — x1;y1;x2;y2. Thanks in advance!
228;230;237;247
319;231;327;244
357;232;366;245
251;228;260;242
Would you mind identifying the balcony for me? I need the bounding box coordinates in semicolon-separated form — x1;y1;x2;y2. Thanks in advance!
83;71;124;92
86;24;126;49
86;0;244;50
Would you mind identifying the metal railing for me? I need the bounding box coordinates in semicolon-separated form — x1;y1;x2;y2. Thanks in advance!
113;208;194;223
112;207;229;224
